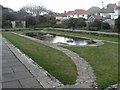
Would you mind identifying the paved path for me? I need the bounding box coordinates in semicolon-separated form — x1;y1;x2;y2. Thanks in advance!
0;34;2;90
2;37;43;88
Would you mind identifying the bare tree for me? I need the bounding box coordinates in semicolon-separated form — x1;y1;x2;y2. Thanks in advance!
21;4;49;16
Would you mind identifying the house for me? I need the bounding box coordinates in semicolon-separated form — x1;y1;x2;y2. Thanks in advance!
88;15;104;23
100;4;117;19
67;9;87;19
55;9;86;21
55;11;68;21
114;6;120;19
85;6;101;17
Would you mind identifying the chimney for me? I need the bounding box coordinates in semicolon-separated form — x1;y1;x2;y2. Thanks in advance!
64;11;66;13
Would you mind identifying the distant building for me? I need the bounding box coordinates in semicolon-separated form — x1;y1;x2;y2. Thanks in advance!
85;6;101;17
100;4;117;19
11;21;26;28
55;9;87;21
88;15;104;22
55;11;68;21
114;6;120;19
67;9;87;19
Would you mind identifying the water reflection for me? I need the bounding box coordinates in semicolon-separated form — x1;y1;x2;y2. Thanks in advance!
25;33;92;46
40;34;88;46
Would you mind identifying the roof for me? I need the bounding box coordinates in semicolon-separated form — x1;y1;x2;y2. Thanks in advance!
69;9;86;15
115;6;120;10
100;8;114;13
55;9;86;17
107;4;116;9
100;4;117;13
55;13;67;17
85;7;101;15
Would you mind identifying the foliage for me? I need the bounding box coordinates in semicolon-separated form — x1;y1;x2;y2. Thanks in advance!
1;5;55;28
89;20;102;31
24;15;56;28
61;18;86;29
89;20;110;31
102;22;110;30
21;4;54;16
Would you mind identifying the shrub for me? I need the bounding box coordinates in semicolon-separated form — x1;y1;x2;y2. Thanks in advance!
89;20;110;31
61;18;86;29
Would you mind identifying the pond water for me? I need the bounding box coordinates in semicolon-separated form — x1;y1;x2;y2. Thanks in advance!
25;33;95;46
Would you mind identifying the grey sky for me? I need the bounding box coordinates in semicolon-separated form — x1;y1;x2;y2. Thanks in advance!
0;0;119;12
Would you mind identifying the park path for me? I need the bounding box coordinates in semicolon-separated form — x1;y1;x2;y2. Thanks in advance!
1;37;43;88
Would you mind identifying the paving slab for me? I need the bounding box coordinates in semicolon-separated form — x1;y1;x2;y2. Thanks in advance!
2;80;22;88
2;38;43;88
19;77;41;88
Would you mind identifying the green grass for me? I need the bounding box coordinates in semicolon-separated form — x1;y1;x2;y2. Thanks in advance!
45;29;119;42
43;29;119;88
63;42;118;88
3;30;119;88
2;32;77;84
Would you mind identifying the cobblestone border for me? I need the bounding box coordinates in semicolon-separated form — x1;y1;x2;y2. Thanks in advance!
13;32;98;88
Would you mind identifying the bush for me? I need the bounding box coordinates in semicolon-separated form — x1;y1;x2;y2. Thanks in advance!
89;20;102;31
102;22;110;30
89;20;110;31
61;18;86;29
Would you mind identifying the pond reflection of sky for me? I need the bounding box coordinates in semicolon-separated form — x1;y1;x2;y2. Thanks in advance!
43;35;88;45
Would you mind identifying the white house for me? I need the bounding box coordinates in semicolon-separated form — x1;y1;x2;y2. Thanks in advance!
67;9;87;19
100;4;117;19
114;6;120;19
55;12;68;21
55;9;87;21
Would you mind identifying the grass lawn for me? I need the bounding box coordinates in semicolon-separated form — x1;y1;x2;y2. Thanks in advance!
3;29;119;89
45;29;119;42
2;32;77;85
63;43;118;88
44;29;119;88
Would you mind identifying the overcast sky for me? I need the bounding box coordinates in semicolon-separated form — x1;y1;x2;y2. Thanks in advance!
0;0;119;12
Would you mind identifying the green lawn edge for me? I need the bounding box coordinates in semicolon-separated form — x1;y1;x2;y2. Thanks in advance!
2;32;77;85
